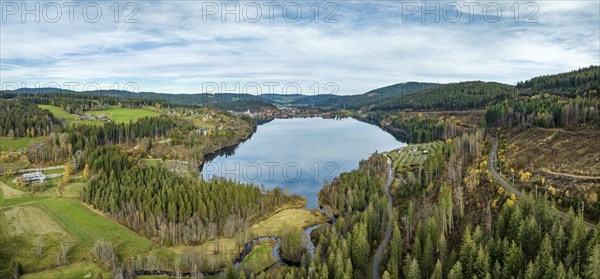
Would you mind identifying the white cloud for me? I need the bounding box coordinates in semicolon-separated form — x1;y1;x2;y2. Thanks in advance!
1;0;598;94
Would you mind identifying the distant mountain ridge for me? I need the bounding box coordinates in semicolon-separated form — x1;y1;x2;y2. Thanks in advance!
2;82;440;109
4;66;598;110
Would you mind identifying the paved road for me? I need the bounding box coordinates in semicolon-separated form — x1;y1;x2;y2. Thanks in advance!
372;156;394;279
489;139;595;229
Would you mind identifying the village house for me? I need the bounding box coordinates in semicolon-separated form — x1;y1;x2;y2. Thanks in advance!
22;172;46;184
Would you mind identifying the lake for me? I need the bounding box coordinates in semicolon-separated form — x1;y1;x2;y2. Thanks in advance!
201;117;405;208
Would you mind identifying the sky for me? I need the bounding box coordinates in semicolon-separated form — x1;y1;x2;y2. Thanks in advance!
1;0;599;95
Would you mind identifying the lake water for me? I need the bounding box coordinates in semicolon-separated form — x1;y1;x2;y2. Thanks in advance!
201;117;405;208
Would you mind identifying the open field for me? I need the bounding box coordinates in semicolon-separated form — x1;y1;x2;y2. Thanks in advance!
0;136;42;151
38;105;101;126
37;198;154;253
1;184;155;275
90;106;159;123
0;180;27;198
39;104;160;125
249;208;327;237
4;203;66;235
38;104;78;120
2;174;154;245
20;262;110;279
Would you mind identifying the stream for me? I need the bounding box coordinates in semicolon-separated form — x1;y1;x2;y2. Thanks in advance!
134;227;318;277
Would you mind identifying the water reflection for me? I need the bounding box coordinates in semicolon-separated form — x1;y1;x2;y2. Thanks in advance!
202;117;405;208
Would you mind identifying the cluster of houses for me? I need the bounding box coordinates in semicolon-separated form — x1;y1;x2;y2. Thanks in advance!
76;114;111;122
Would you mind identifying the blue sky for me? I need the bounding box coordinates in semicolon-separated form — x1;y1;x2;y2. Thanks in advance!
1;1;599;95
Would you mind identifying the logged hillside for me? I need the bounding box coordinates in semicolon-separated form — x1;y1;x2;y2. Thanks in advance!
373;81;515;111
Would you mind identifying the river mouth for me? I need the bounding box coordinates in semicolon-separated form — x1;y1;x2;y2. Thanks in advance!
201;117;405;208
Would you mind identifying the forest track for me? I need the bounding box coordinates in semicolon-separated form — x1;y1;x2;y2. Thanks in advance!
489;138;595;229
372;156;394;279
541;168;600;180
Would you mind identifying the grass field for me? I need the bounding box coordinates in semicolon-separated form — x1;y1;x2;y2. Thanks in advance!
0;136;42;151
37;198;154;254
1;175;154;276
1;174;154;247
39;104;77;120
39;105;101;126
241;240;277;273
90;106;159;123
4;203;67;235
1;176;323;276
0;180;27;199
39;104;160;125
20;262;110;279
249;208;327;237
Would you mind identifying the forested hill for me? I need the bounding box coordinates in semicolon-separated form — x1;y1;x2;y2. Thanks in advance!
329;82;440;109
516;65;600;96
2;89;277;111
2;83;439;110
372;81;515;111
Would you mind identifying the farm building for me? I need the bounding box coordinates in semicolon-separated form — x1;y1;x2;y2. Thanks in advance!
22;172;46;184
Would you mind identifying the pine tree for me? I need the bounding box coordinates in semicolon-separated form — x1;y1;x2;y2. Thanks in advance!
430;260;442;279
524;261;538;279
459;227;476;278
555;262;567;279
422;233;435;277
585;243;600;279
407;258;421;279
536;234;555;279
504;241;524;278
351;223;369;269
447;261;463;279
474;245;491;278
390;222;403;276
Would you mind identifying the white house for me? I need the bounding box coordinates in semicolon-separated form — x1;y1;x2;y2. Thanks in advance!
23;172;46;184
